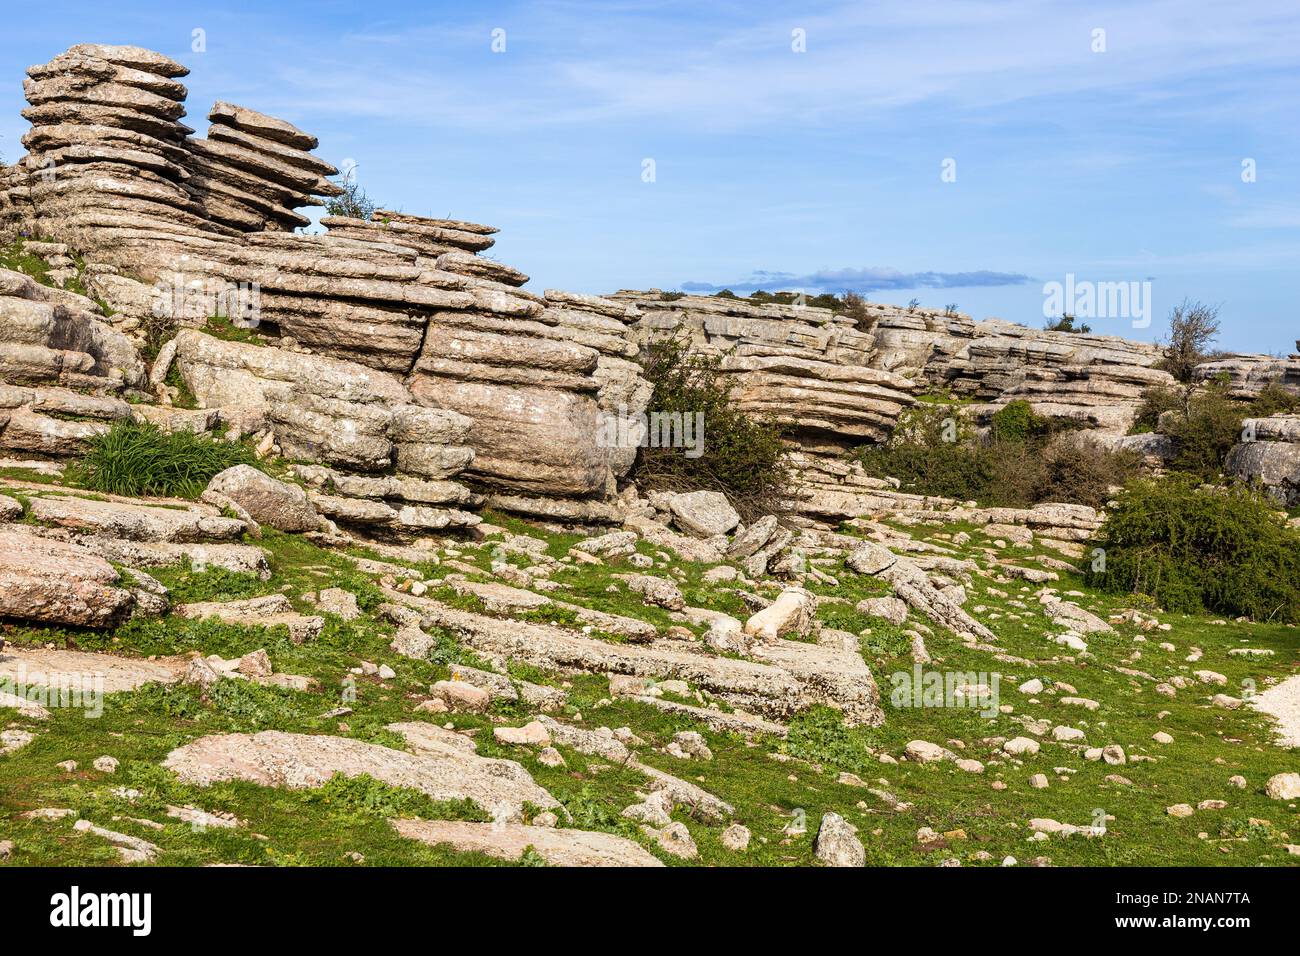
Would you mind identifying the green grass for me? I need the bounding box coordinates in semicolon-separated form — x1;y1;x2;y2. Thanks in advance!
1;486;1298;868
66;420;258;499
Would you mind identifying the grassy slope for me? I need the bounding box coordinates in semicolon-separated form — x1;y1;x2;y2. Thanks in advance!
0;501;1297;868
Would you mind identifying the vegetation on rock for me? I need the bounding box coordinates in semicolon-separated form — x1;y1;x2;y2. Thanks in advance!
69;421;258;499
632;333;791;521
857;401;1139;509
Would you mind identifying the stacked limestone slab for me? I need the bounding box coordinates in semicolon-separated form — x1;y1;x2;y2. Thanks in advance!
611;291;916;454
1227;414;1300;507
868;309;1174;433
16;44;237;267
408;297;618;501
0;266;144;459
186;102;343;233
0;45;655;524
163;329;480;536
1193;346;1300;400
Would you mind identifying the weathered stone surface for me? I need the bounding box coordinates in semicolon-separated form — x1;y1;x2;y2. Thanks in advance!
205;464;317;531
25;493;244;542
163;731;560;819
1227;415;1300;506
667;490;740;538
176;595;323;644
391;819;662;866
0;527;138;627
813;812;865;866
0;646;183;691
387;591;883;725
615;291;916;451
865;308;1173;433
744;587;816;642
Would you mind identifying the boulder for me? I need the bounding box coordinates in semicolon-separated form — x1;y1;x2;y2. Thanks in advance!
667;490;741;538
205;464;317;531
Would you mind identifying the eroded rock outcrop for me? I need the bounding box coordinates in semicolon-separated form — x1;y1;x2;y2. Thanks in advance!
867;308;1173;433
1227;414;1300;506
613;291;916;453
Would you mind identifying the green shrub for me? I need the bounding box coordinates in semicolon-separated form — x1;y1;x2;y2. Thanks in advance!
632;333;791;520
325;176;376;220
1044;314;1092;334
989;400;1050;443
69;420;257;498
857;403;1138;509
1134;380;1300;480
1085;477;1300;622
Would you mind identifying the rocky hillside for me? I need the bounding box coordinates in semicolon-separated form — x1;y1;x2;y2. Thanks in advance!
0;45;1297;868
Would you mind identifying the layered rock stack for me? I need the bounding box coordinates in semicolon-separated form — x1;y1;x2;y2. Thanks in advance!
163;329;481;537
611;292;916;454
15;44;233;268
186;101;344;233
408;292;628;510
0;266;146;459
1193;346;1300;399
868;309;1174;432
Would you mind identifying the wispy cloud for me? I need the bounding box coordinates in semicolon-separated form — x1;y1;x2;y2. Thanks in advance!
681;266;1034;295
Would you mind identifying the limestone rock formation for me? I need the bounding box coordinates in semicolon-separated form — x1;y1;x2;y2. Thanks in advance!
867;308;1173;432
1227;414;1300;506
0;267;149;457
1194;348;1300;399
613;291;916;453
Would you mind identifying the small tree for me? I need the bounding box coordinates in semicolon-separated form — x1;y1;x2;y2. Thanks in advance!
1160;298;1220;382
841;291;873;332
633;333;790;520
325;176;376;221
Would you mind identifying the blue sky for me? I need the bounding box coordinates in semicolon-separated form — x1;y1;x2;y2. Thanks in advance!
2;0;1298;352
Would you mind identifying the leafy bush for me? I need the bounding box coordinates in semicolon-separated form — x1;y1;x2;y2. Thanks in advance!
1133;379;1300;480
989;400;1050;443
325;176;376;220
69;420;256;498
632;334;791;520
841;290;874;332
1044;314;1092;334
857;403;1138;509
780;706;879;775
1085;477;1300;622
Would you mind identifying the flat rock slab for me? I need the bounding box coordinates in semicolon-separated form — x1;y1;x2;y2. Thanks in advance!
25;494;245;542
390;819;663;867
0;647;184;693
1253;674;1300;748
386;590;882;726
176;595;323;643
162;731;559;819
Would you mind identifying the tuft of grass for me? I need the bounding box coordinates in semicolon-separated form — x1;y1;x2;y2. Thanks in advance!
67;420;257;499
